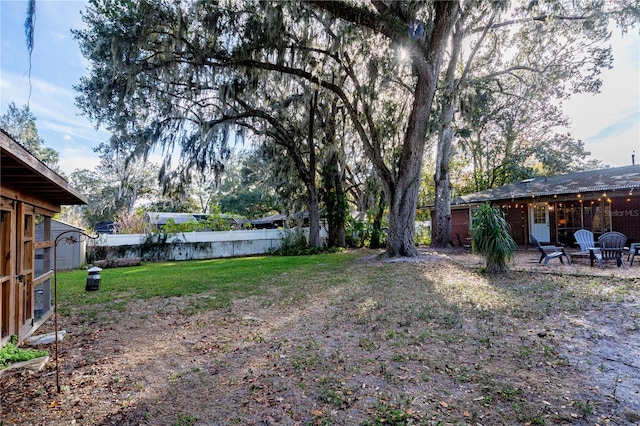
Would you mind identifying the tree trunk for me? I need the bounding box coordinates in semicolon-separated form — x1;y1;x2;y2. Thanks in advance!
333;166;347;248
369;190;386;249
385;70;437;257
432;18;464;248
306;0;459;257
324;152;347;248
432;126;454;247
307;90;320;248
308;185;321;248
383;2;458;257
321;93;347;248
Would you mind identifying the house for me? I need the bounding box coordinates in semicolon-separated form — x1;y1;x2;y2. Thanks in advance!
250;213;288;229
1;128;87;346
250;211;311;229
446;165;640;247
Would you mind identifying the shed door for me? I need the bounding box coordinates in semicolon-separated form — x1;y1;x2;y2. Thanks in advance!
17;203;35;336
0;203;15;343
530;203;550;243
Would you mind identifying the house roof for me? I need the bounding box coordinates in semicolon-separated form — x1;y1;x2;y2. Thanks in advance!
250;213;287;226
451;165;640;205
0;128;87;206
51;219;86;232
250;211;310;226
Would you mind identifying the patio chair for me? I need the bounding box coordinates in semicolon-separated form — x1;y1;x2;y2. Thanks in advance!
529;234;571;265
591;231;627;269
628;242;640;266
574;229;597;252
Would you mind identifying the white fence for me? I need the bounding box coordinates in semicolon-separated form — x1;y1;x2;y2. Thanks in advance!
89;228;325;262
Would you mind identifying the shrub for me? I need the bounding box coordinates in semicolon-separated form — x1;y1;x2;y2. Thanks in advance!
0;337;48;370
345;214;388;249
471;202;517;273
272;228;320;256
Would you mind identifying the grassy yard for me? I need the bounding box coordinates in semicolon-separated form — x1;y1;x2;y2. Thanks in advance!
3;249;639;425
57;252;357;316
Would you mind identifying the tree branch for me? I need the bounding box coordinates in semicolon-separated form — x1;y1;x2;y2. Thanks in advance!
303;0;405;40
215;56;393;187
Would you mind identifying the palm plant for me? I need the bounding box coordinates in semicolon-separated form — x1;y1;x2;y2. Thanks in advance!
471;202;517;273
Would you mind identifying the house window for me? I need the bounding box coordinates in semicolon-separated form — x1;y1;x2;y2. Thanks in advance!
533;205;547;224
593;205;611;233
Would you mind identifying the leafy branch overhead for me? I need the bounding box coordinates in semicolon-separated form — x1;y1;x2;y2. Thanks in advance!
73;0;639;256
75;0;460;257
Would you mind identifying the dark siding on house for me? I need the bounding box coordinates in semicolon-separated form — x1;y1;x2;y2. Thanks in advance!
610;197;640;244
451;209;470;244
502;205;527;246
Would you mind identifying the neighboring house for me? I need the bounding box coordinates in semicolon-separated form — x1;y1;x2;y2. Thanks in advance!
1;128;86;346
250;211;311;229
35;220;86;271
250;213;288;229
444;165;640;247
145;212;199;228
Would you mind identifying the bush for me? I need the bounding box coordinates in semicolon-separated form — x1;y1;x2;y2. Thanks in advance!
0;337;48;370
272;229;320;256
471;202;517;273
345;215;388;249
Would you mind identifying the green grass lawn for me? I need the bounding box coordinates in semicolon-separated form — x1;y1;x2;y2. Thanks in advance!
57;252;359;314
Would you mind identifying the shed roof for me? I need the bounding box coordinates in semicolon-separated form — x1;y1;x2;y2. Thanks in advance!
250;211;310;226
451;165;640;205
0;128;87;206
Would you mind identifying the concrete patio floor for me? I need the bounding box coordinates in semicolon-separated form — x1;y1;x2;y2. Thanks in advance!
422;247;640;278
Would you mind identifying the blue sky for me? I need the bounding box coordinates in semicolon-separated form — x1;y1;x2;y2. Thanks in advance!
1;0;111;174
1;1;639;176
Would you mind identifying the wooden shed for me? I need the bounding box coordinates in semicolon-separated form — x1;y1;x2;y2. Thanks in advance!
36;220;87;271
1;128;86;346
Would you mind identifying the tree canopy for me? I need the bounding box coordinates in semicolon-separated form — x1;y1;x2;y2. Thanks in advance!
0;102;60;171
74;0;460;257
73;0;639;254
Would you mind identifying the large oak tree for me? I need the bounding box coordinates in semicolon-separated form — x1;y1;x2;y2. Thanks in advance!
75;0;459;257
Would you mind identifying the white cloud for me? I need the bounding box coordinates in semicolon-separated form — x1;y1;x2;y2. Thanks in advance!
563;28;640;167
1;70;109;174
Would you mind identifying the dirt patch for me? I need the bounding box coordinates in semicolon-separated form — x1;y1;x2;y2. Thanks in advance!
2;249;639;425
